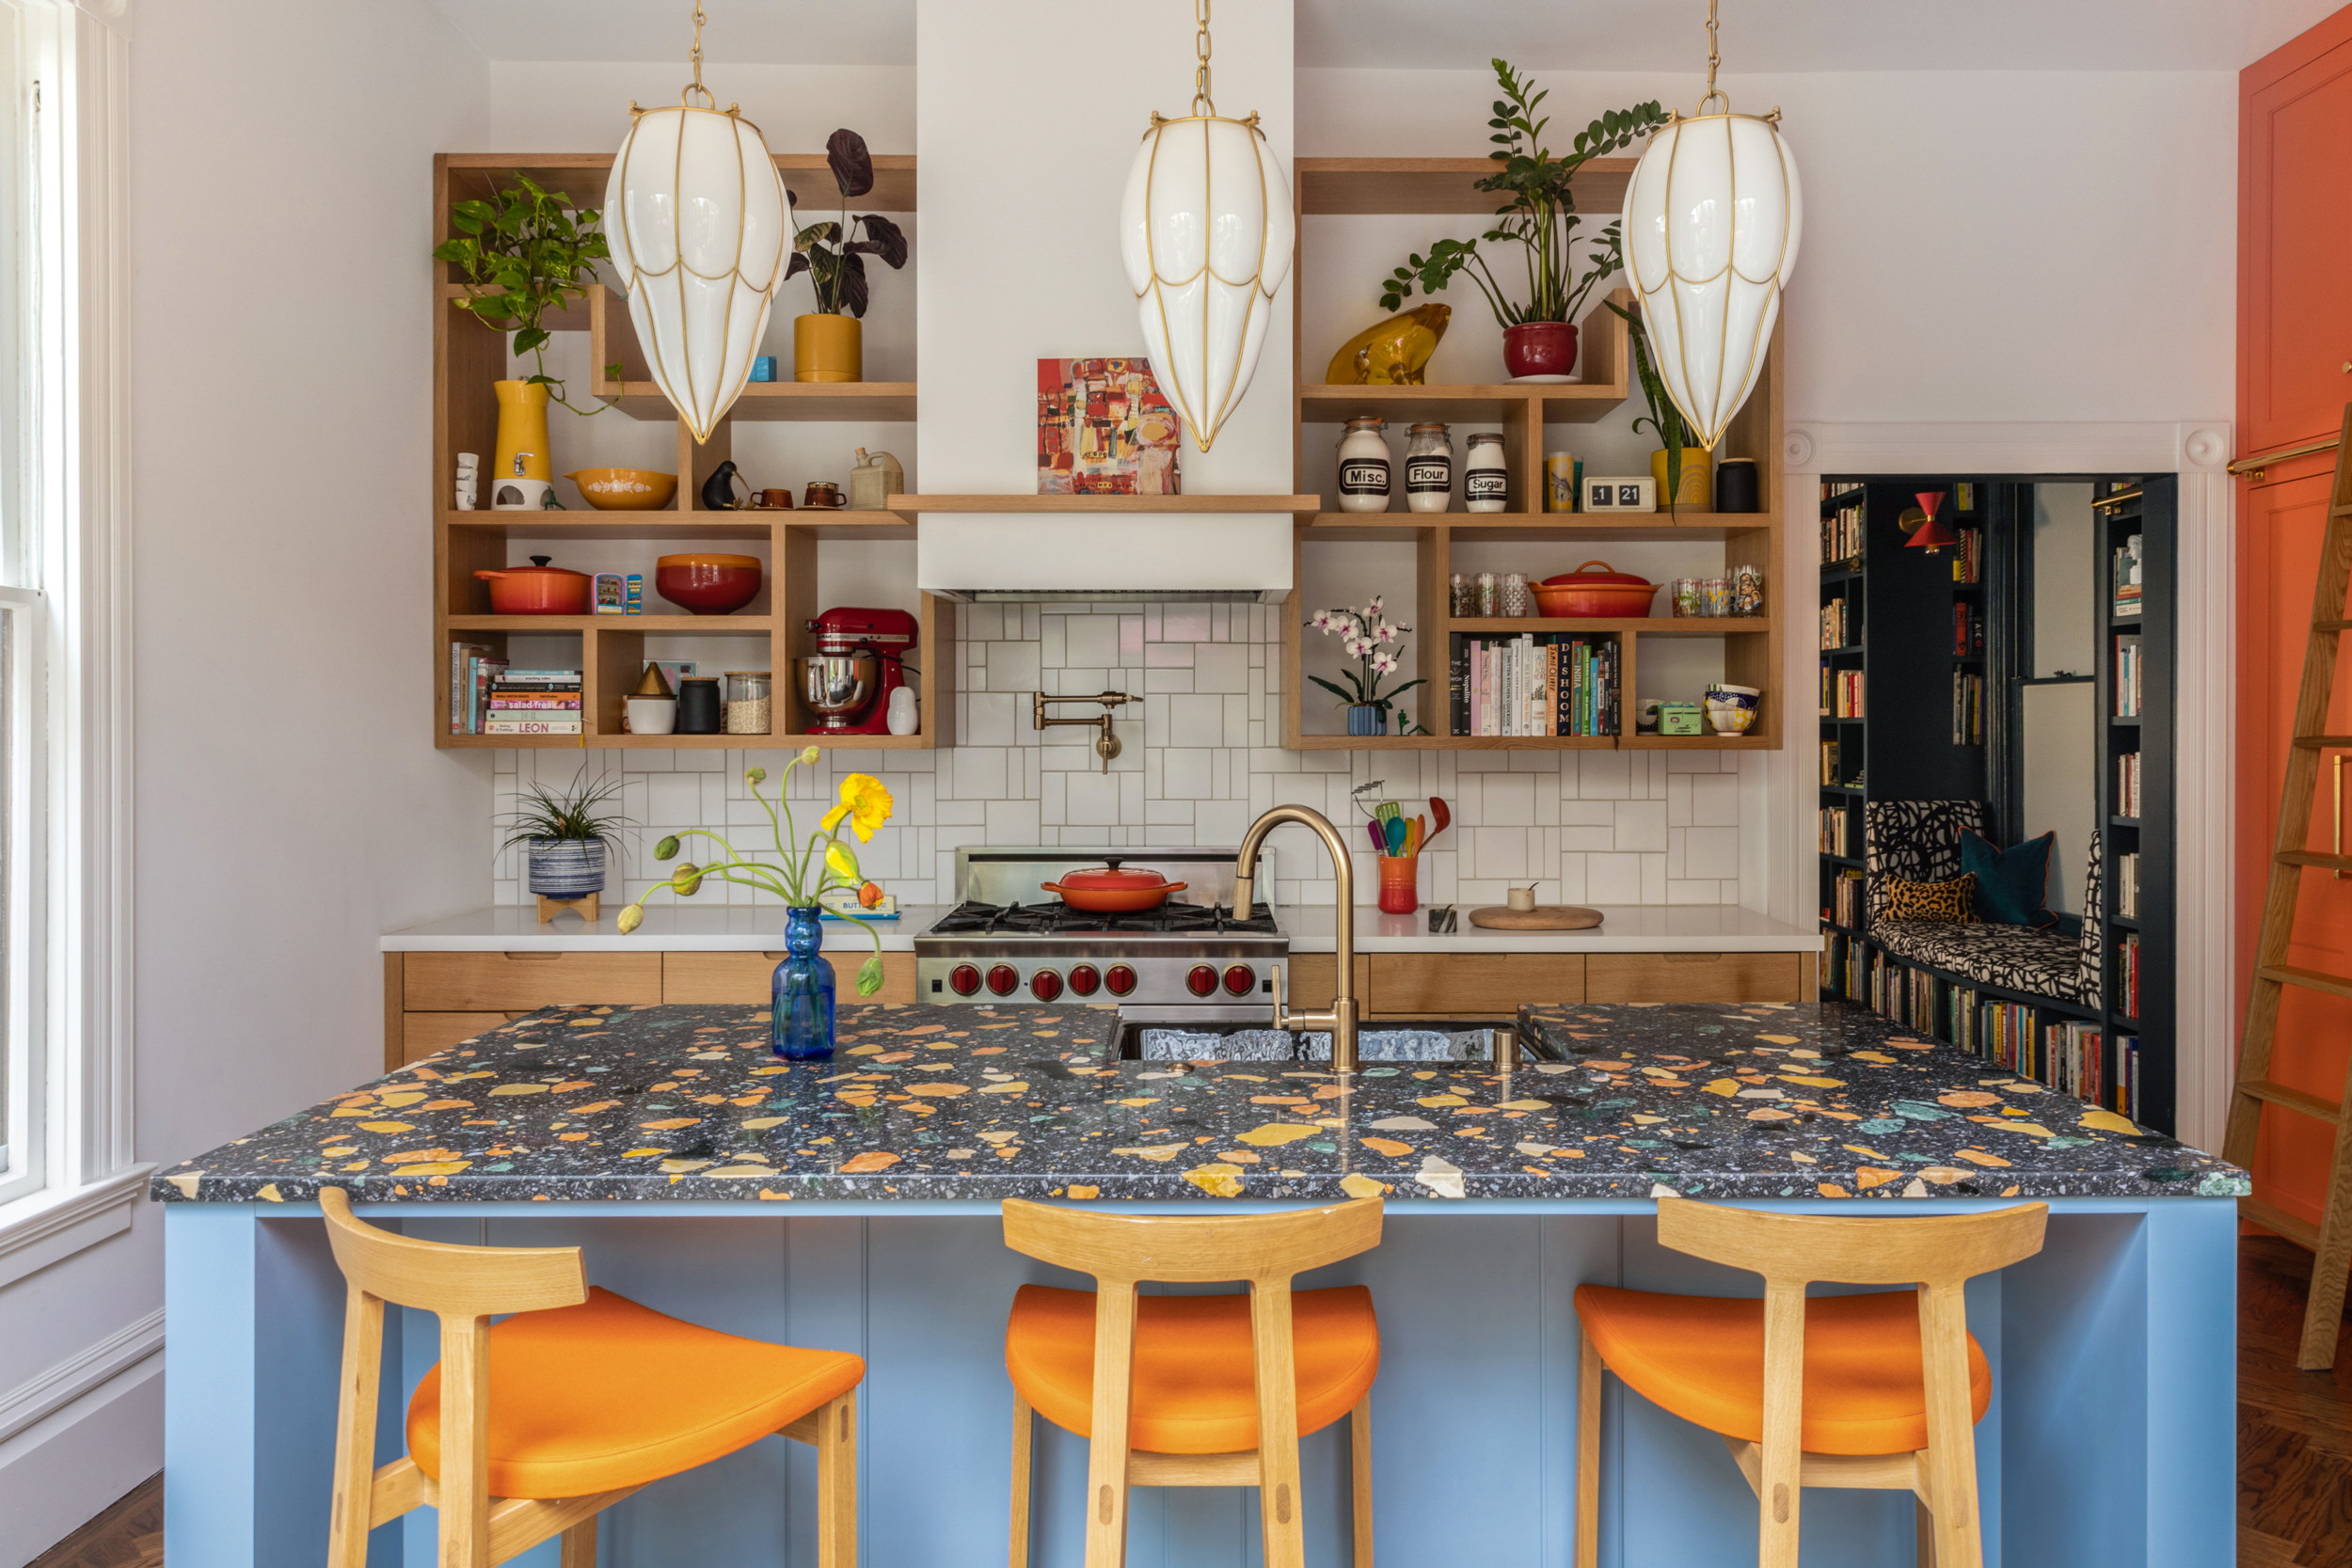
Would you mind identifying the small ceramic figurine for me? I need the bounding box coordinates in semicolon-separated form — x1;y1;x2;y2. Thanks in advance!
699;460;748;511
1324;303;1451;386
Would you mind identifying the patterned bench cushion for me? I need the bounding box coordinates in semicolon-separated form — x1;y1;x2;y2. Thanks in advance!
1871;918;2093;1005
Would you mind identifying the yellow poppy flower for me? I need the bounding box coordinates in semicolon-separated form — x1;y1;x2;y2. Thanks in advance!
819;772;894;842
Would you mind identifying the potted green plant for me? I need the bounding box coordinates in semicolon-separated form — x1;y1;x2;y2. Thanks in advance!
1607;299;1708;513
1378;61;1667;381
1308;599;1430;736
616;750;891;1061
787;129;910;384
434;175;622;414
498;770;633;909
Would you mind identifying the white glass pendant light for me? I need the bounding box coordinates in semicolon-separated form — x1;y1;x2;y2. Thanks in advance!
1620;0;1802;451
605;3;791;444
1119;0;1293;452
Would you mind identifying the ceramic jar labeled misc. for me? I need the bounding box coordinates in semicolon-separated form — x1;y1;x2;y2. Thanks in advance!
1336;417;1391;513
1465;431;1508;513
1404;422;1453;514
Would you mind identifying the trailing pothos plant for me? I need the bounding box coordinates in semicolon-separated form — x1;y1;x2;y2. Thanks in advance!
1378;60;1667;328
1606;298;1698;515
434;175;621;414
787;129;909;318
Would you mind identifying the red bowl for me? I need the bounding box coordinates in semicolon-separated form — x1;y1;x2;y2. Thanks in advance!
655;553;762;615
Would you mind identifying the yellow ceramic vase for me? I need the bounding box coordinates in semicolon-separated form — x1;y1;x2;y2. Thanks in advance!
1649;447;1713;508
493;380;552;483
794;314;863;383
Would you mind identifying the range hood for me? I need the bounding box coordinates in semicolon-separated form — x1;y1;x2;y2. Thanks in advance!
914;505;1304;604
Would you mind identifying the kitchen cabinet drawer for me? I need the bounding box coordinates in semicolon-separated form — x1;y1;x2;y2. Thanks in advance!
402;1011;524;1065
1585;951;1801;1004
663;951;916;1006
401;950;662;1011
1281;956;1366;1005
1367;953;1583;1017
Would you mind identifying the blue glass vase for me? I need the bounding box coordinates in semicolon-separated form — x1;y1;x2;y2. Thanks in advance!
771;905;836;1060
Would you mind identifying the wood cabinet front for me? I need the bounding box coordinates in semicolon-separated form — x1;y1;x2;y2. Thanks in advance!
1367;954;1584;1017
662;951;916;1006
1586;951;1801;1004
401;951;662;1011
400;1011;524;1065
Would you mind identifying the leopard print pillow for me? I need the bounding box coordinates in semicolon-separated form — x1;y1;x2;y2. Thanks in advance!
1883;873;1979;924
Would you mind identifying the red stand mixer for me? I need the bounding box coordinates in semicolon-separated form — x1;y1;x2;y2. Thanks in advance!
801;606;918;735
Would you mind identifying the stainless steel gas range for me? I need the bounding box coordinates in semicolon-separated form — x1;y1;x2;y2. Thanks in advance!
914;847;1284;1022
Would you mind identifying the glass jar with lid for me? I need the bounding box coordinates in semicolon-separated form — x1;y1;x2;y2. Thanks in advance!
1464;432;1509;513
724;671;773;735
1403;422;1453;514
1335;417;1391;514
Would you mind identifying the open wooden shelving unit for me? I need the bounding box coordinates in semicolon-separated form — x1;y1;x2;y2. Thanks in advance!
1280;158;1784;752
430;152;950;751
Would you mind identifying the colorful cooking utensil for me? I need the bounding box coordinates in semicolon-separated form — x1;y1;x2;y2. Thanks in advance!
1385;816;1407;855
1426;796;1452;844
1367;819;1389;855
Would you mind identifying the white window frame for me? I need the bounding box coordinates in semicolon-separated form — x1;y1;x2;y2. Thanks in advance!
0;0;138;1283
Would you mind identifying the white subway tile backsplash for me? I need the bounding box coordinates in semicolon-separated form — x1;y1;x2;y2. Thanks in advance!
489;601;1746;907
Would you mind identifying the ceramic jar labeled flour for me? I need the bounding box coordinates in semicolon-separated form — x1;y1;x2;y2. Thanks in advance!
1335;417;1391;513
1404;422;1453;514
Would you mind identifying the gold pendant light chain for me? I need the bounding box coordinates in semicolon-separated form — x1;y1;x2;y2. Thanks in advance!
1191;0;1216;117
1697;0;1729;114
682;0;713;106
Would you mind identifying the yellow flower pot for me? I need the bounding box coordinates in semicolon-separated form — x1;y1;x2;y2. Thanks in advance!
794;313;863;383
1649;447;1713;508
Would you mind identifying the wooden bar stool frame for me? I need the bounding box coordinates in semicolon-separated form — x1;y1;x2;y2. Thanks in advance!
1575;1196;2047;1568
317;1188;859;1568
1001;1196;1383;1568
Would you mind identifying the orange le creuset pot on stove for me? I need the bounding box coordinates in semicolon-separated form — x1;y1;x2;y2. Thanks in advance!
475;555;592;615
1533;561;1660;619
1041;863;1190;912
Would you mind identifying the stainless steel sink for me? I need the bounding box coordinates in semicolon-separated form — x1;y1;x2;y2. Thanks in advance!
1115;1019;1549;1066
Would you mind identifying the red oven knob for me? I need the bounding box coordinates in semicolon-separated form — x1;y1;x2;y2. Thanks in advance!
986;963;1019;996
948;963;981;997
1185;964;1218;997
1029;969;1063;1002
1068;964;1101;996
1223;963;1256;996
1104;964;1137;997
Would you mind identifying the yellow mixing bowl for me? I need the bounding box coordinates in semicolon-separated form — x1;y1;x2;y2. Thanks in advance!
565;468;677;511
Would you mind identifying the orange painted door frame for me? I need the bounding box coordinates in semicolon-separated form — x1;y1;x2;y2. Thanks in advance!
2238;4;2352;1227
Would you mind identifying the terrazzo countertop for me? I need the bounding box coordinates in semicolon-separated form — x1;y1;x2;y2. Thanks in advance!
151;1002;2243;1206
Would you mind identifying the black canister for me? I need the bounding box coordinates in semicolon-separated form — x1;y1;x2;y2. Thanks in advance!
1714;457;1760;514
675;676;723;734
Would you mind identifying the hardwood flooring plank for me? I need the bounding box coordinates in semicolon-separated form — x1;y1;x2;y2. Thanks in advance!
2243;1523;2306;1568
26;1474;161;1568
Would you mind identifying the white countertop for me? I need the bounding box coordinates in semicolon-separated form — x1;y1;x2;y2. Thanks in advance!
1283;903;1820;954
385;903;1817;954
383;905;949;952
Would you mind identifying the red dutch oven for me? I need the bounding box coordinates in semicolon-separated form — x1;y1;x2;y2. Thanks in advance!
475;555;593;615
1533;560;1660;618
1041;863;1190;912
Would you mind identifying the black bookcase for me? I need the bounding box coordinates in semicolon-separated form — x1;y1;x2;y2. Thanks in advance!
1817;474;2176;1132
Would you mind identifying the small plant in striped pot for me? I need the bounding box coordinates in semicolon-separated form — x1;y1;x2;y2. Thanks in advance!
497;770;634;913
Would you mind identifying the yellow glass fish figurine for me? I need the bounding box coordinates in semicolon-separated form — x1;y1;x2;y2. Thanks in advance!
1324;303;1451;385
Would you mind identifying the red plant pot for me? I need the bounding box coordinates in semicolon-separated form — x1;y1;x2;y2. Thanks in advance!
654;553;763;615
1502;320;1579;379
1377;855;1420;915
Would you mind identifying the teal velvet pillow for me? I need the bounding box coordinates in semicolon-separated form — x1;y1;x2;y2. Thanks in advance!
1960;830;2057;927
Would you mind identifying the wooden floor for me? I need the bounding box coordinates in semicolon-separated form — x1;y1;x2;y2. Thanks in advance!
19;1240;2352;1566
25;1474;158;1568
2242;1233;2352;1566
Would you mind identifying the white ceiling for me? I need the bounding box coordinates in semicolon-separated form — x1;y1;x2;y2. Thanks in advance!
428;0;2341;72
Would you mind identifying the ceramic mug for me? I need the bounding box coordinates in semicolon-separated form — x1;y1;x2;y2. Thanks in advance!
755;488;794;509
624;695;677;736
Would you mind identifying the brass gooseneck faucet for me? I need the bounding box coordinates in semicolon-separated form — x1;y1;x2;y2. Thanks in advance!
1233;805;1359;1073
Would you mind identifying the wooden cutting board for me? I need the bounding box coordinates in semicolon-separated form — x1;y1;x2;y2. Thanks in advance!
1469;905;1604;930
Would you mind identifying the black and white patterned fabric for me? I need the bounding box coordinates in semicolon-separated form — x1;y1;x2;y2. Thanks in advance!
1864;809;2104;1006
1863;800;1993;927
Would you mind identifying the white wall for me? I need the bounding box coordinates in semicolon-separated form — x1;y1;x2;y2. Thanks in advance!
0;2;490;1560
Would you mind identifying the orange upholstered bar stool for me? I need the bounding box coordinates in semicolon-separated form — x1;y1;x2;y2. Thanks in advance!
1001;1196;1383;1568
316;1188;864;1568
1574;1196;2046;1568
